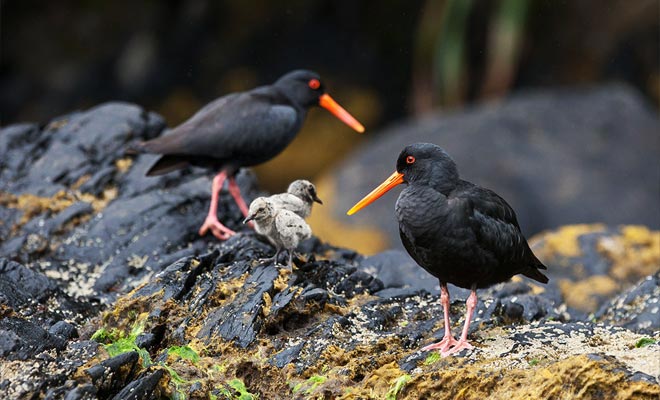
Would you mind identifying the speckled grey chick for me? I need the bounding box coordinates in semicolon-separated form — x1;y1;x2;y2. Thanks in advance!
266;179;322;219
244;197;312;268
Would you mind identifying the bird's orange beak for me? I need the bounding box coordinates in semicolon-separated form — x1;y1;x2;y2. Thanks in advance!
347;171;404;215
319;94;365;133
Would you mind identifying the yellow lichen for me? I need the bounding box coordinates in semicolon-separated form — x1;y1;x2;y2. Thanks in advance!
599;226;660;282
558;275;619;312
115;157;133;173
0;185;117;232
531;224;606;259
261;292;272;317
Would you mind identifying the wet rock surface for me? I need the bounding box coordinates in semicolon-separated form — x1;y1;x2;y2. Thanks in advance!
1;102;659;399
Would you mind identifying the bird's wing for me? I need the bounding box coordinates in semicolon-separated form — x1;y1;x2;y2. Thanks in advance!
275;211;312;241
457;185;535;265
269;194;305;215
137;90;298;160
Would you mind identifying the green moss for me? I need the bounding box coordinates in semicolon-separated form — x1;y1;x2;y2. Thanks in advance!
90;327;120;343
225;379;258;400
385;374;411;400
423;352;441;365
101;320;151;367
292;375;327;394
635;337;656;348
169;345;200;364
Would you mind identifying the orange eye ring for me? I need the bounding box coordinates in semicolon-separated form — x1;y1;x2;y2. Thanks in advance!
406;155;415;164
308;79;321;90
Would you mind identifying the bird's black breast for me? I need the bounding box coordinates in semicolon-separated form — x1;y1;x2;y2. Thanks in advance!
396;183;540;289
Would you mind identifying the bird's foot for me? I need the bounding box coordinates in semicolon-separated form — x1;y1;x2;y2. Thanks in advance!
421;335;459;353
257;256;278;265
198;216;236;240
441;339;474;357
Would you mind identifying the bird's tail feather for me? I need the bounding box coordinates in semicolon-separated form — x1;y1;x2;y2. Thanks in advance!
146;155;190;176
523;267;549;284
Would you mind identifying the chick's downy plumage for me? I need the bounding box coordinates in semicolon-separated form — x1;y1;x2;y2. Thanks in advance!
245;197;312;267
266;179;322;219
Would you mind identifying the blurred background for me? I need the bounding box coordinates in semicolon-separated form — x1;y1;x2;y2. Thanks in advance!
2;0;659;253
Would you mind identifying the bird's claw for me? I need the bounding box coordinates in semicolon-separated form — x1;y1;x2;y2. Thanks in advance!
440;340;474;357
421;335;459;353
198;216;236;240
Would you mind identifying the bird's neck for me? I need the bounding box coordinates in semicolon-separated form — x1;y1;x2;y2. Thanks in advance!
272;86;307;111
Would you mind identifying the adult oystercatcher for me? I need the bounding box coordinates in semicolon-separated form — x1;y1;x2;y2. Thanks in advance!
347;143;548;356
133;70;364;239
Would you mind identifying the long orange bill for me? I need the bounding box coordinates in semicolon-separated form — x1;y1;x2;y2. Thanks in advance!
319;94;365;133
347;171;404;215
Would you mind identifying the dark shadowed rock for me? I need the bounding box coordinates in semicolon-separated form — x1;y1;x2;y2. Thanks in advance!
0;102;262;299
0;317;66;360
109;369;166;400
595;272;660;334
86;352;140;395
530;224;659;315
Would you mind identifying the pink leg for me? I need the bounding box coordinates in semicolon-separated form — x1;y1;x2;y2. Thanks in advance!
442;288;477;357
227;177;250;218
422;283;459;352
198;171;236;240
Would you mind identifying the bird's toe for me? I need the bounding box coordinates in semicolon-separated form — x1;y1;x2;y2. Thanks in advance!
440;340;475;358
421;335;459;353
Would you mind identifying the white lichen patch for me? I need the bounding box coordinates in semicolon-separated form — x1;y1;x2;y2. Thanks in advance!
475;322;660;379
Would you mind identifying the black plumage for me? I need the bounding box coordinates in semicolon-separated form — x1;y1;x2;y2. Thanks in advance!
347;142;547;356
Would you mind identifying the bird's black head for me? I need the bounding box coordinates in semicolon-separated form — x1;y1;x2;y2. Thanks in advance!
346;143;459;215
396;143;459;192
274;70;325;108
273;70;365;132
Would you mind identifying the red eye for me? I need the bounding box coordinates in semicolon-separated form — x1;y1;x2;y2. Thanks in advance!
308;79;321;90
406;155;415;164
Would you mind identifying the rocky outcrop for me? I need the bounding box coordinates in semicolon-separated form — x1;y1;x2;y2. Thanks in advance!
1;101;658;399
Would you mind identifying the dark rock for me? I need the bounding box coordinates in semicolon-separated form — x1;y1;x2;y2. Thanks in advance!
358;249;437;292
0;317;66;360
109;369;166;400
49;321;79;340
531;225;660;315
86;352;140;395
595;272;660;334
198;264;281;348
135;333;156;350
62;384;98;400
0;258;58;306
0;102;261;298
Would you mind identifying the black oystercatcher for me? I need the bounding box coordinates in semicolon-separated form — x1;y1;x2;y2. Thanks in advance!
347;143;548;356
133;70;364;240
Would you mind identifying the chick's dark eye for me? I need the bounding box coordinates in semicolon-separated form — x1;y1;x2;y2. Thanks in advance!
406;155;415;164
308;79;321;90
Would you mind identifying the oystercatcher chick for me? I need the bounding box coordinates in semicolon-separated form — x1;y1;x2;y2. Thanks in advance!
266;179;322;219
244;197;312;268
132;70;363;240
347;143;548;357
